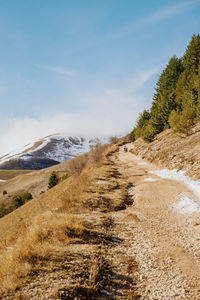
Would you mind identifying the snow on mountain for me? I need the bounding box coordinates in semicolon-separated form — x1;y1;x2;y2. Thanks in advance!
0;134;109;169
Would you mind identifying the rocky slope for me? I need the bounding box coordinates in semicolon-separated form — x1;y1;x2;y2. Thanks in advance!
131;123;200;180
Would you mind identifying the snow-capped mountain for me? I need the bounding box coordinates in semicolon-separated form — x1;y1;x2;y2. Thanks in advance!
0;134;108;170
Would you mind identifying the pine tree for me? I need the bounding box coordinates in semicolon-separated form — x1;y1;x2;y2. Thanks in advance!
141;118;157;142
48;171;59;189
151;56;183;131
134;110;151;139
184;34;200;76
194;65;200;120
130;34;200;142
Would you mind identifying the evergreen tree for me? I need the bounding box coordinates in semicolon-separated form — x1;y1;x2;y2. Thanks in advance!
141;118;157;142
130;34;200;142
48;171;59;189
134;110;151;139
151;56;183;132
194;65;200;120
184;34;200;76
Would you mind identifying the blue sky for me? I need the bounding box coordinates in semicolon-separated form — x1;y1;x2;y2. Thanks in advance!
0;0;200;154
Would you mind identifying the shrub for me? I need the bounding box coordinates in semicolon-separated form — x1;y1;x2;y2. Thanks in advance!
11;195;24;209
0;204;7;218
61;173;69;181
2;190;7;195
109;136;119;144
89;142;108;164
48;171;59;189
0;192;33;219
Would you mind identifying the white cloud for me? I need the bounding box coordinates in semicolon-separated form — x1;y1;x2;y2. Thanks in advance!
144;0;200;24
129;66;160;90
0;67;158;156
0;97;139;156
34;64;75;76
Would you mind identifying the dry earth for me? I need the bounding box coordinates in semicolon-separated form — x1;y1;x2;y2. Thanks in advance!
2;143;200;299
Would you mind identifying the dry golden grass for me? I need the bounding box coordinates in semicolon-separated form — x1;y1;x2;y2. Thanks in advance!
0;170;33;180
0;141;114;296
0;211;84;295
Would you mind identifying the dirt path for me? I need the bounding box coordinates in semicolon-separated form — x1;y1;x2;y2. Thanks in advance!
111;143;200;299
5;143;200;299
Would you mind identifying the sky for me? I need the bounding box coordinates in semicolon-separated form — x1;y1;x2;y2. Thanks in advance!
0;0;200;155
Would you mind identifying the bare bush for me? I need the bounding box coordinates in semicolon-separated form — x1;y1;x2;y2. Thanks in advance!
89;142;108;164
109;136;119;144
67;153;89;175
67;142;108;176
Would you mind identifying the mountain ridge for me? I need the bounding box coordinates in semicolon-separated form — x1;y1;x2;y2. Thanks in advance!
0;134;108;170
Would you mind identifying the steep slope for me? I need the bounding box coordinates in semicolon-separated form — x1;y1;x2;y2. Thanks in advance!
1;142;200;299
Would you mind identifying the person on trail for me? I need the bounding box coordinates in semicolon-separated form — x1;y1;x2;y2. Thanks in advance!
124;145;128;153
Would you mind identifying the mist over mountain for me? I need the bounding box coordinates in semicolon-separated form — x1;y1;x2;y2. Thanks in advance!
0;134;107;170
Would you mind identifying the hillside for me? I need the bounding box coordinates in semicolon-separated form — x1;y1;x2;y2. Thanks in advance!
0;152;90;206
0;139;200;299
130;123;200;180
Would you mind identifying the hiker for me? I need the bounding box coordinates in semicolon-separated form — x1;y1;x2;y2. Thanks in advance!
124;145;128;153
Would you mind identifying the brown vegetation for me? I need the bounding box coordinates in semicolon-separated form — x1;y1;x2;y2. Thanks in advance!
0;141;114;297
0;212;83;294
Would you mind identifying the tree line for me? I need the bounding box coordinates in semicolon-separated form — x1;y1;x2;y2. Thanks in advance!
130;34;200;142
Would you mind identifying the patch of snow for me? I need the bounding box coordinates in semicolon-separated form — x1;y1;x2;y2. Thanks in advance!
138;162;147;166
150;169;200;199
19;153;33;160
175;195;200;213
144;178;157;182
0;142;35;164
0;179;6;182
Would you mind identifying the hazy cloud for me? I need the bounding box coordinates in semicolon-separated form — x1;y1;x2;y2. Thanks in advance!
34;64;75;76
0;67;158;156
129;66;160;90
144;0;200;24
